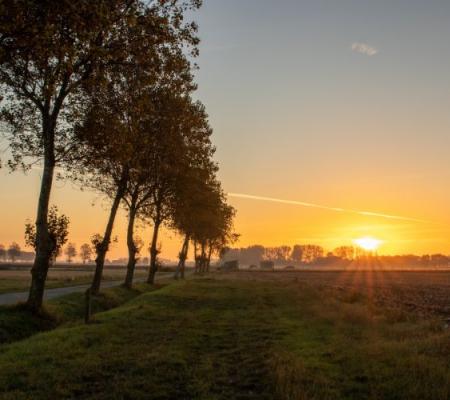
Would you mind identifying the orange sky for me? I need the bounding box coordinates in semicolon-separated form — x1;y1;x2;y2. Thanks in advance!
0;166;449;261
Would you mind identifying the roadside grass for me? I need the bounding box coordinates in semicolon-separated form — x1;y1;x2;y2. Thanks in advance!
0;283;162;344
0;276;448;399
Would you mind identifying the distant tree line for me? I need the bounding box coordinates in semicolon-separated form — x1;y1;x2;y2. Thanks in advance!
221;245;450;268
0;0;237;313
0;242;34;262
221;244;326;266
0;241;91;264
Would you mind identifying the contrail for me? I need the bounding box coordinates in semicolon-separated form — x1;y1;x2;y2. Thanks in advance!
227;193;431;223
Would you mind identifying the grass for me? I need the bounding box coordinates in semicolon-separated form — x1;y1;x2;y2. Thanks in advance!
0;275;449;399
0;283;161;344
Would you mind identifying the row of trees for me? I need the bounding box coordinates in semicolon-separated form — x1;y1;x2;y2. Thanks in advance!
0;240;142;264
0;242;31;262
48;242;93;264
0;0;236;312
222;245;450;267
222;244;327;265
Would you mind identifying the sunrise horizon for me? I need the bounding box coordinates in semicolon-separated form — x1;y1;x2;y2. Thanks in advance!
2;1;450;261
0;171;449;261
1;2;450;398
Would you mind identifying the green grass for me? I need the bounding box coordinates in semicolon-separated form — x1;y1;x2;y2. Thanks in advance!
0;277;449;399
0;283;161;344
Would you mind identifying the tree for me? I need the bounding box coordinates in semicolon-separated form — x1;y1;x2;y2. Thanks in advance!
25;206;69;266
291;245;304;263
68;1;202;294
201;187;238;272
302;245;324;264
0;244;5;261
144;99;214;284
7;242;21;262
179;176;237;275
171;167;212;279
0;0;153;312
121;93;201;288
79;243;93;264
334;246;355;261
143;96;219;283
289;244;324;264
276;246;292;263
64;243;77;263
430;254;448;267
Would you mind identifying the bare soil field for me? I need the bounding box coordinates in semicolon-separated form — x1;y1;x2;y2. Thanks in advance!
216;270;450;319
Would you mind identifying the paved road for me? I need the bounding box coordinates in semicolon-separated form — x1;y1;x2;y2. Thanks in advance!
0;273;173;306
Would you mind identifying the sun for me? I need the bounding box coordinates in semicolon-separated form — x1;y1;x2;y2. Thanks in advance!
353;237;382;251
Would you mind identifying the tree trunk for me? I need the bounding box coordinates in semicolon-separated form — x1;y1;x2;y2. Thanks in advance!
26;117;55;313
174;235;189;280
124;196;138;288
180;238;189;279
206;243;213;272
91;168;128;294
200;241;206;273
194;241;199;273
147;217;161;284
26;157;55;312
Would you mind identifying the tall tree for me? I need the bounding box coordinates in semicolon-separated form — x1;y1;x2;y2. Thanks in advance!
0;0;149;311
197;185;237;273
71;2;201;293
174;170;237;275
144;98;216;284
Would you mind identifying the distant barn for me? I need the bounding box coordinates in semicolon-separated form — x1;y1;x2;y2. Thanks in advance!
260;261;274;270
220;260;239;271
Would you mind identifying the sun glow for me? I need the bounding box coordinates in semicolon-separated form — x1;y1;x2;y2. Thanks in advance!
354;237;382;251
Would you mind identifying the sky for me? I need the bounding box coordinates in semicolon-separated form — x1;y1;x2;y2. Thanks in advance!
1;0;450;259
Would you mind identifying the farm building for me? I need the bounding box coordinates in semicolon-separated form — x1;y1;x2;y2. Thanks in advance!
260;261;274;270
220;260;239;271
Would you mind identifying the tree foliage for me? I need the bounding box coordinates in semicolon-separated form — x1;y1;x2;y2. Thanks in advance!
1;0;237;306
0;244;5;261
25;206;69;261
64;243;77;263
7;242;21;262
79;243;93;264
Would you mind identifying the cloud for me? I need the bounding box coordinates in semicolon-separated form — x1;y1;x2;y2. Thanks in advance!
351;42;378;56
227;192;431;224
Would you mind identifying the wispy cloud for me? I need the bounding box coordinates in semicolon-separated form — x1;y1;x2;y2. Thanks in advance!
227;193;431;224
351;42;378;56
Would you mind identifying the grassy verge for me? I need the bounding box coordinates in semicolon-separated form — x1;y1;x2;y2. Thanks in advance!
0;276;449;399
0;283;162;344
